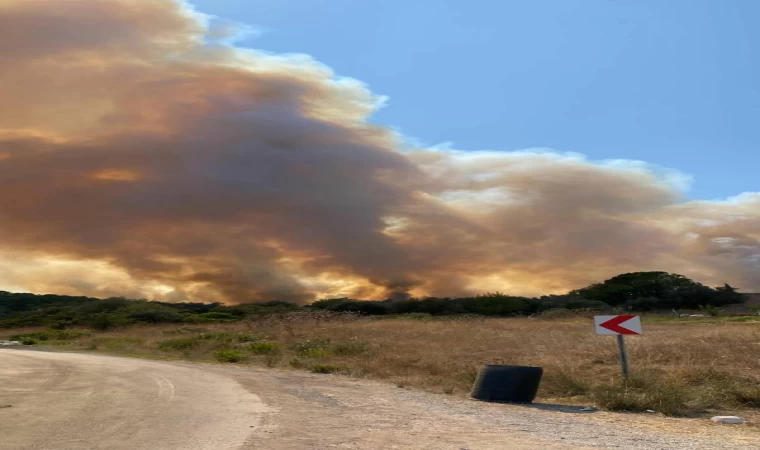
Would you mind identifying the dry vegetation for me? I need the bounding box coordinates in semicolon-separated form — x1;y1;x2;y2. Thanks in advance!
6;312;760;417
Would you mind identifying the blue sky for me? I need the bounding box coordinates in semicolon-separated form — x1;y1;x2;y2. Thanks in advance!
192;0;758;200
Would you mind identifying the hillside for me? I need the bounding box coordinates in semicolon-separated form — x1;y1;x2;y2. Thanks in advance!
0;272;751;329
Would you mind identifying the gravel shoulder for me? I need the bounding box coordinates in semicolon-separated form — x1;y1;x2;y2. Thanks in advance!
1;349;758;449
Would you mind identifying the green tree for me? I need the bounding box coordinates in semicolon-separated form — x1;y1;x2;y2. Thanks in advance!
571;272;745;310
712;283;746;306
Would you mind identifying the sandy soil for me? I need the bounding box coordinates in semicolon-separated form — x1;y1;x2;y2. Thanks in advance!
1;349;758;449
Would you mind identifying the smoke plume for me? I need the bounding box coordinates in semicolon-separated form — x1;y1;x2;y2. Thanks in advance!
0;0;758;302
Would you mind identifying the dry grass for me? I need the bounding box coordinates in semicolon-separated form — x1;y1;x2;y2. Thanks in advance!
6;313;760;416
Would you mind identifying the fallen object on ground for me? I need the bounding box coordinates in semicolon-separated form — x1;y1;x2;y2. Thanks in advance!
711;416;744;424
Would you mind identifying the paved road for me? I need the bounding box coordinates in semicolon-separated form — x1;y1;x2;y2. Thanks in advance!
1;350;758;449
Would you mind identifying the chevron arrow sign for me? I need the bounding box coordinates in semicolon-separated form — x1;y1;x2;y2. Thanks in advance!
594;315;642;335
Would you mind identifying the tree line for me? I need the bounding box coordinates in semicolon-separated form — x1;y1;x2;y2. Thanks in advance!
311;272;746;316
0;272;747;329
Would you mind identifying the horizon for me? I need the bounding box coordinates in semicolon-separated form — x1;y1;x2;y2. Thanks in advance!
3;270;758;303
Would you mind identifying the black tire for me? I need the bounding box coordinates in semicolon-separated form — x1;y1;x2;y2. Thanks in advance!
470;365;543;403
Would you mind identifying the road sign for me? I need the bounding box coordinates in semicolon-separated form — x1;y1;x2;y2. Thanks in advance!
594;315;642;379
594;315;642;335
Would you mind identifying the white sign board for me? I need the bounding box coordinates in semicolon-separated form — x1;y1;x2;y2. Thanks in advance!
594;315;642;335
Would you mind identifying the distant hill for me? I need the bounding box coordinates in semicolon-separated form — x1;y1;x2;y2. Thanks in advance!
0;291;300;329
0;272;753;329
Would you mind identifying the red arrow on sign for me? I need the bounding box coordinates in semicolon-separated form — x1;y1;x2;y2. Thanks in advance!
598;315;640;335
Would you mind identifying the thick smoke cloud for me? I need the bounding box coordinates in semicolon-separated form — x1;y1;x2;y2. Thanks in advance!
0;0;758;302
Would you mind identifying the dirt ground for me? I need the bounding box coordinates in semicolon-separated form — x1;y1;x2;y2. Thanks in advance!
1;349;758;450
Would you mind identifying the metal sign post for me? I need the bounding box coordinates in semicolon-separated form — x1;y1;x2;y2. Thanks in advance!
616;334;629;379
594;315;641;380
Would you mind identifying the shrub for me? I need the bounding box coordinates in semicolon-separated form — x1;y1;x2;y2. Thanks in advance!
162;326;208;335
309;364;346;374
125;303;184;323
591;379;690;416
459;293;536;316
698;304;722;317
199;332;260;345
294;339;332;358
540;370;590;397
11;329;89;342
195;312;240;321
157;337;200;351
333;340;369;357
75;297;131;315
90;313;125;331
728;385;760;408
310;298;389;315
402;313;432;320
96;337;143;351
13;332;46;341
249;342;279;355
50;321;69;330
264;352;282;368
53;329;90;340
214;349;247;363
537;308;574;319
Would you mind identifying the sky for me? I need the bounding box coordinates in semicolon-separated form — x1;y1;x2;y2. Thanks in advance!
0;0;757;302
194;0;759;200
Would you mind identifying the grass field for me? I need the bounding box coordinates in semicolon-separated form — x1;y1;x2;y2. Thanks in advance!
5;312;760;417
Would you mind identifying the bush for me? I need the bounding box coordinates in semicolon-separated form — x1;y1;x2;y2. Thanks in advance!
540;370;590;397
538;308;575;319
459;293;536;316
53;329;90;340
310;298;390;315
162;326;208;335
90;313;127;331
49;321;70;330
294;339;332;358
11;329;89;342
214;349;247;363
401;313;433;320
728;385;760;408
698;304;722;317
125;303;184;323
195;312;240;321
14;331;46;341
333;340;369;357
94;337;143;351
591;379;690;416
75;297;131;315
249;342;279;355
157;337;200;351
309;364;347;374
264;352;282;368
199;332;260;345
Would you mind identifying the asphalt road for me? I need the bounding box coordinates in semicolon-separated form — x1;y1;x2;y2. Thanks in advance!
1;349;758;450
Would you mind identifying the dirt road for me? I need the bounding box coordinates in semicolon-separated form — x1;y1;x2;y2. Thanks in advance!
1;350;757;449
